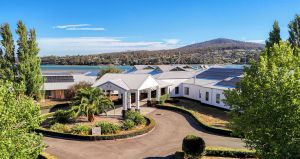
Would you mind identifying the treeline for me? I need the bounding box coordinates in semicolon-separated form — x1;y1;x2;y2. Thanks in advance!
41;48;261;65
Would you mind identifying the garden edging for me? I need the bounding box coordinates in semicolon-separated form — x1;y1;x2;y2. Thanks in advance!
156;104;235;137
37;113;155;141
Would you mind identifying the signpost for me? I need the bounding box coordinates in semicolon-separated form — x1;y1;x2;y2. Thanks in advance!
92;127;101;135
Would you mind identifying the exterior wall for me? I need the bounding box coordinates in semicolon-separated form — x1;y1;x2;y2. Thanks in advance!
181;83;230;109
159;79;189;97
45;90;66;99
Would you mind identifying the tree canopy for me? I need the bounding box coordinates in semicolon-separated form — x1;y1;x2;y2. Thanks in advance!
288;15;300;48
72;87;114;122
224;42;300;159
0;81;43;158
265;20;281;49
97;65;122;79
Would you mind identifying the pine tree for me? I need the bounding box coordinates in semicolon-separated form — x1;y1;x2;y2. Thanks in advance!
0;23;16;82
288;15;300;48
265;20;281;49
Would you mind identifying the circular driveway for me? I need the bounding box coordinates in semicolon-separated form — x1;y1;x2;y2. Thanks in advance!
44;109;245;159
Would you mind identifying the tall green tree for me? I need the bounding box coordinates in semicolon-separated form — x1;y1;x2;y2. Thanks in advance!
265;20;281;49
224;42;300;159
0;23;16;82
288;15;300;48
16;21;43;100
27;29;43;99
0;81;44;158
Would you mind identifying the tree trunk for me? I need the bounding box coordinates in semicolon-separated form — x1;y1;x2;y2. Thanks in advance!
88;114;95;122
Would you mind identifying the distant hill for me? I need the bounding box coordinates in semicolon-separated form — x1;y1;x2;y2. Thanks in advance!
41;38;264;65
179;38;264;50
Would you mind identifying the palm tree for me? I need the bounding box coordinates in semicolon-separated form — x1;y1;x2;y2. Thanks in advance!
72;87;114;122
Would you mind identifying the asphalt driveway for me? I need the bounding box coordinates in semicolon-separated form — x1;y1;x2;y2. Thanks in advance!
43;109;245;159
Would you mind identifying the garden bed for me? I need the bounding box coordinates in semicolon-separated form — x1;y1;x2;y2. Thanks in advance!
156;104;233;137
37;112;155;140
164;98;230;130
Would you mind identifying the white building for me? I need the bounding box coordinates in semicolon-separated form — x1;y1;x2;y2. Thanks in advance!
92;65;243;111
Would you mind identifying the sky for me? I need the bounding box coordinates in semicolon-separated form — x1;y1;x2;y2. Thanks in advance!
1;0;300;56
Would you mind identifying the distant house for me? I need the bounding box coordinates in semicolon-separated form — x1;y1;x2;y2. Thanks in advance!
42;73;96;99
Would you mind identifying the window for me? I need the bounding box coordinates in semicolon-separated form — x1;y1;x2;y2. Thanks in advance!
199;90;201;98
184;87;189;95
216;93;221;104
175;87;179;94
205;92;209;101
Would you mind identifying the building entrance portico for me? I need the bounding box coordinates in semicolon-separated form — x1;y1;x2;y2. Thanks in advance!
92;74;171;117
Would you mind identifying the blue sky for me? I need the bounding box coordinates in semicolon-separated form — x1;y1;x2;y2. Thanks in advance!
1;0;300;56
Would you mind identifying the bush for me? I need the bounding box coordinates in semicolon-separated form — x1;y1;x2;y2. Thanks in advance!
52;109;76;124
125;110;146;125
182;135;205;158
205;146;255;158
71;124;90;135
50;123;71;133
123;119;135;130
95;121;120;134
160;94;170;104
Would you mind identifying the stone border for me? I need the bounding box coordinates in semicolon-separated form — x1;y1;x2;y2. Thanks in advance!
37;113;155;141
156;104;235;137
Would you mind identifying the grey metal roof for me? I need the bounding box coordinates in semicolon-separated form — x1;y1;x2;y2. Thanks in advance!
196;68;243;80
44;76;74;83
216;77;241;87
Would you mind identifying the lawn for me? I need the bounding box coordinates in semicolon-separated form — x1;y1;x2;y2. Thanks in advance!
164;98;229;130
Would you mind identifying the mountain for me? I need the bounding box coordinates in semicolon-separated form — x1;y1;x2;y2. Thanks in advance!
41;38;264;65
179;38;264;50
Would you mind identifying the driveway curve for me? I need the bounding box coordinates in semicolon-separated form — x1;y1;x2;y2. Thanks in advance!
44;109;245;159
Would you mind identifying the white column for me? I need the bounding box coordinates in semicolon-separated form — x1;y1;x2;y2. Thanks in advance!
122;91;127;110
156;86;161;101
147;89;152;100
127;92;131;110
135;90;140;110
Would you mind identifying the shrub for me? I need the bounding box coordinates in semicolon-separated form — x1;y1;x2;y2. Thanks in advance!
160;94;170;104
182;135;205;158
125;110;146;125
122;119;135;130
50;123;71;133
52;109;76;124
95;121;120;134
71;124;91;135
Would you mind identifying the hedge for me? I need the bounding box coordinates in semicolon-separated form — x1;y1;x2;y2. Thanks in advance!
175;147;255;158
36;115;155;141
156;104;234;137
205;146;256;158
38;152;57;159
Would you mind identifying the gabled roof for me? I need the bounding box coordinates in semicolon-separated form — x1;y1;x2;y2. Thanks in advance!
133;65;155;70
196;68;243;80
92;73;159;90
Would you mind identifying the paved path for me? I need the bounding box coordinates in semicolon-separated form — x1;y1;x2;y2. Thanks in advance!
44;109;245;159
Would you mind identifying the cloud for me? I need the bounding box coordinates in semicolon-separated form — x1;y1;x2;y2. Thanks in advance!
53;24;105;31
53;24;90;29
38;37;183;56
245;39;265;44
163;38;180;45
